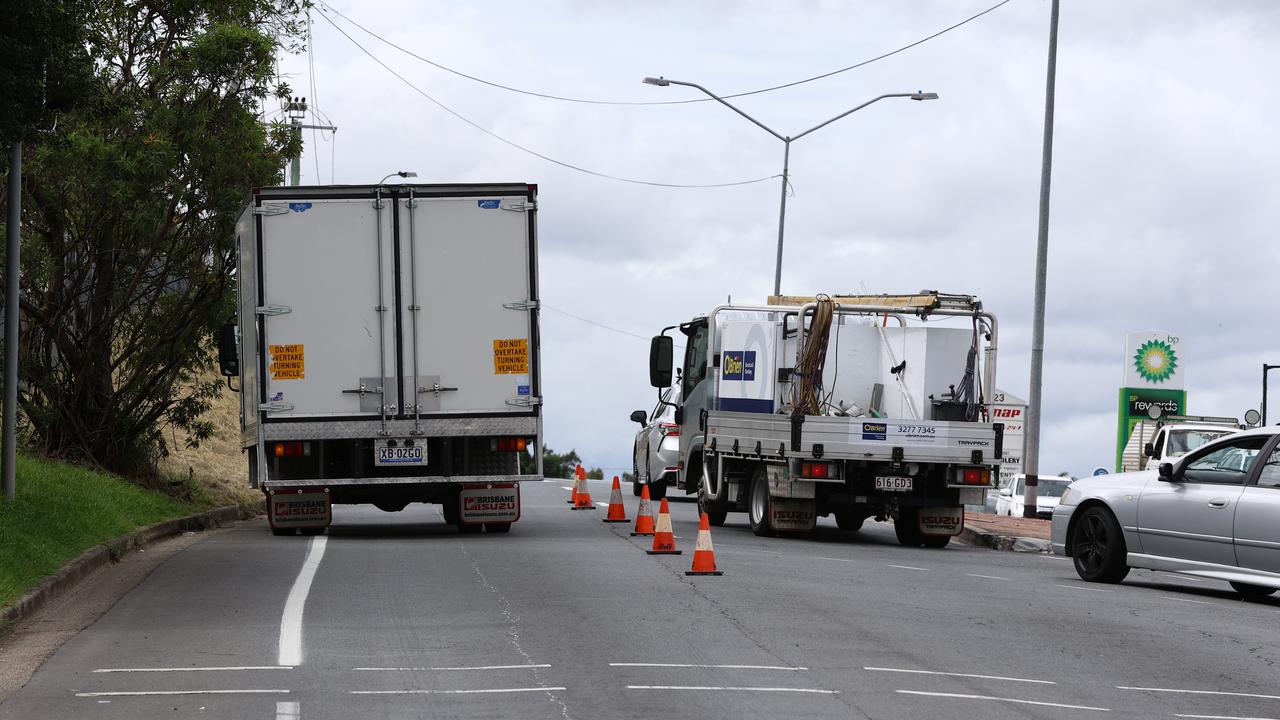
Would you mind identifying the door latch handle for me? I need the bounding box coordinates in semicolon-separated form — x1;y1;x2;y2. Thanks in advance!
1208;498;1229;508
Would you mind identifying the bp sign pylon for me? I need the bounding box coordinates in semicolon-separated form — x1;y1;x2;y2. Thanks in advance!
1115;331;1187;472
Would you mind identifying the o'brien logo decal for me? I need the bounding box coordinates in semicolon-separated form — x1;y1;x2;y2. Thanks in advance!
1134;339;1178;383
722;351;756;381
862;422;887;441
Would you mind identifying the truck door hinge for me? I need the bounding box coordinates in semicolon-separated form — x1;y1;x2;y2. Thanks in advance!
260;401;295;413
255;305;292;316
506;396;543;408
501;200;537;213
252;204;291;216
502;300;539;311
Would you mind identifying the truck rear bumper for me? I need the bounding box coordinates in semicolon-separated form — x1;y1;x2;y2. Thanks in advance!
255;416;538;444
261;474;537;489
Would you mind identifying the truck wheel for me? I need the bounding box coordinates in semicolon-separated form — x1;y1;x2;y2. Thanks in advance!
697;491;727;526
748;465;773;537
894;508;923;547
485;523;512;534
921;534;951;549
834;511;864;532
1070;506;1130;583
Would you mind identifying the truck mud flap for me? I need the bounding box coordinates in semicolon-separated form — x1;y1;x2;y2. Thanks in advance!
268;487;332;529
918;506;964;536
768;498;816;533
459;483;521;525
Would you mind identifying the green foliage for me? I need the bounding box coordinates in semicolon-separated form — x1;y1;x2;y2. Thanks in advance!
519;445;584;480
586;468;604;480
4;0;307;474
0;452;196;607
0;0;93;146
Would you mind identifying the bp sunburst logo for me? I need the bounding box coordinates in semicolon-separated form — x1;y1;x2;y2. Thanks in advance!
1134;340;1178;383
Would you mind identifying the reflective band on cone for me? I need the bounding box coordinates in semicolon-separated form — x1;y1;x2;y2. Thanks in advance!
603;476;629;523
646;498;682;555
686;512;723;576
631;485;655;536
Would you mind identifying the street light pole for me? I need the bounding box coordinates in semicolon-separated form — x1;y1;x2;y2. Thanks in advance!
3;142;20;501
643;78;936;298
1023;0;1060;518
1264;364;1280;426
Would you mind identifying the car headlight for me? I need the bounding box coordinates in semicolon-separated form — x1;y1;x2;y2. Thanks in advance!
1058;488;1073;506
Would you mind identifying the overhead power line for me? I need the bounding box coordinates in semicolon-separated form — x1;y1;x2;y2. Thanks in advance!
316;0;1015;106
543;305;684;350
315;10;780;189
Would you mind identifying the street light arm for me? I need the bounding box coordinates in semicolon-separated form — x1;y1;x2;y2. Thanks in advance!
660;78;786;142
792;93;916;141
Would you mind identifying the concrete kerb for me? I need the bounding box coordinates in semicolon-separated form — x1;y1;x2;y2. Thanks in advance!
958;525;1052;553
1;505;241;626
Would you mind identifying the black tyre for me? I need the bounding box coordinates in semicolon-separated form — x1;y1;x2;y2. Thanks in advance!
894;508;923;547
834;511;864;533
633;481;642;497
921;534;951;549
1071;506;1130;583
485;523;512;534
748;465;773;537
650;480;667;501
1230;581;1277;598
633;461;643;496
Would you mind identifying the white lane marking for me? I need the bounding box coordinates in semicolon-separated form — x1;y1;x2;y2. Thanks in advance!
1054;584;1110;593
276;701;300;720
595;502;609;508
966;573;1010;581
626;685;837;694
1176;715;1280;720
351;687;566;695
560;486;573;491
896;690;1109;712
278;536;328;667
817;556;855;563
887;564;929;571
353;665;551;671
864;667;1054;685
1159;596;1213;605
611;663;807;671
1119;687;1280;701
93;666;292;673
76;690;289;697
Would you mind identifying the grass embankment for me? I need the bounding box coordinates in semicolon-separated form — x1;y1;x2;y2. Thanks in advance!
0;454;199;608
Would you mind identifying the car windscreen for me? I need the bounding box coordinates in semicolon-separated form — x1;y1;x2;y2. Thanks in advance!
1038;479;1071;498
1167;429;1232;456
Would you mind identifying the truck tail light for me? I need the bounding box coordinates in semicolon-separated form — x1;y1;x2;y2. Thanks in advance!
799;461;832;479
494;437;527;452
273;441;310;458
959;467;990;485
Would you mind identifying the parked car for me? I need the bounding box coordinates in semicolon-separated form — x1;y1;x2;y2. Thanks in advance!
629;388;679;499
995;475;1072;518
1052;427;1280;597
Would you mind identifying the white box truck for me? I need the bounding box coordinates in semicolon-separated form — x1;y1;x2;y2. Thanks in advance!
218;184;542;535
646;293;1003;548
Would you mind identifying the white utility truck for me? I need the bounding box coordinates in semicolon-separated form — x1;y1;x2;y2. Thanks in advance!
647;293;1003;548
219;184;542;535
1119;415;1240;472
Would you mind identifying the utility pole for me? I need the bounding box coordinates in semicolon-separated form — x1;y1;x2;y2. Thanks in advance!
1023;0;1060;518
284;97;336;186
4;142;21;501
1264;364;1280;426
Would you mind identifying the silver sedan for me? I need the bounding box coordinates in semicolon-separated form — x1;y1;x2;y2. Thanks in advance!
1052;426;1280;597
629;388;680;499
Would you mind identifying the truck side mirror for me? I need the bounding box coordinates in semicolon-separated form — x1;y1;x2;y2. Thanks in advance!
629;410;647;426
1143;442;1155;458
217;323;239;377
649;335;673;388
1157;462;1175;481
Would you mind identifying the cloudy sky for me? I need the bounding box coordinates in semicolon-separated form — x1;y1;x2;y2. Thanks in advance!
275;0;1280;478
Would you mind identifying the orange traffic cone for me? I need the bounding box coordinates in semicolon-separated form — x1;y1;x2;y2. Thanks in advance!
645;497;682;555
631;484;655;536
572;471;594;511
603;476;629;523
567;465;587;504
685;512;723;576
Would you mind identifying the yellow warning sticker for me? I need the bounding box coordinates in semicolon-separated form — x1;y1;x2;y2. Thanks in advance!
269;344;305;380
493;338;529;375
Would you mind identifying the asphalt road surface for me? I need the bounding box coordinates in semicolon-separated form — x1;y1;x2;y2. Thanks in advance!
3;478;1279;720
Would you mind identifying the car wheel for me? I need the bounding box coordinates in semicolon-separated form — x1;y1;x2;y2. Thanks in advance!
650;480;667;501
748;465;773;537
1071;506;1130;583
894;507;923;547
921;533;951;549
1230;581;1277;598
834;511;864;532
633;461;643;496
